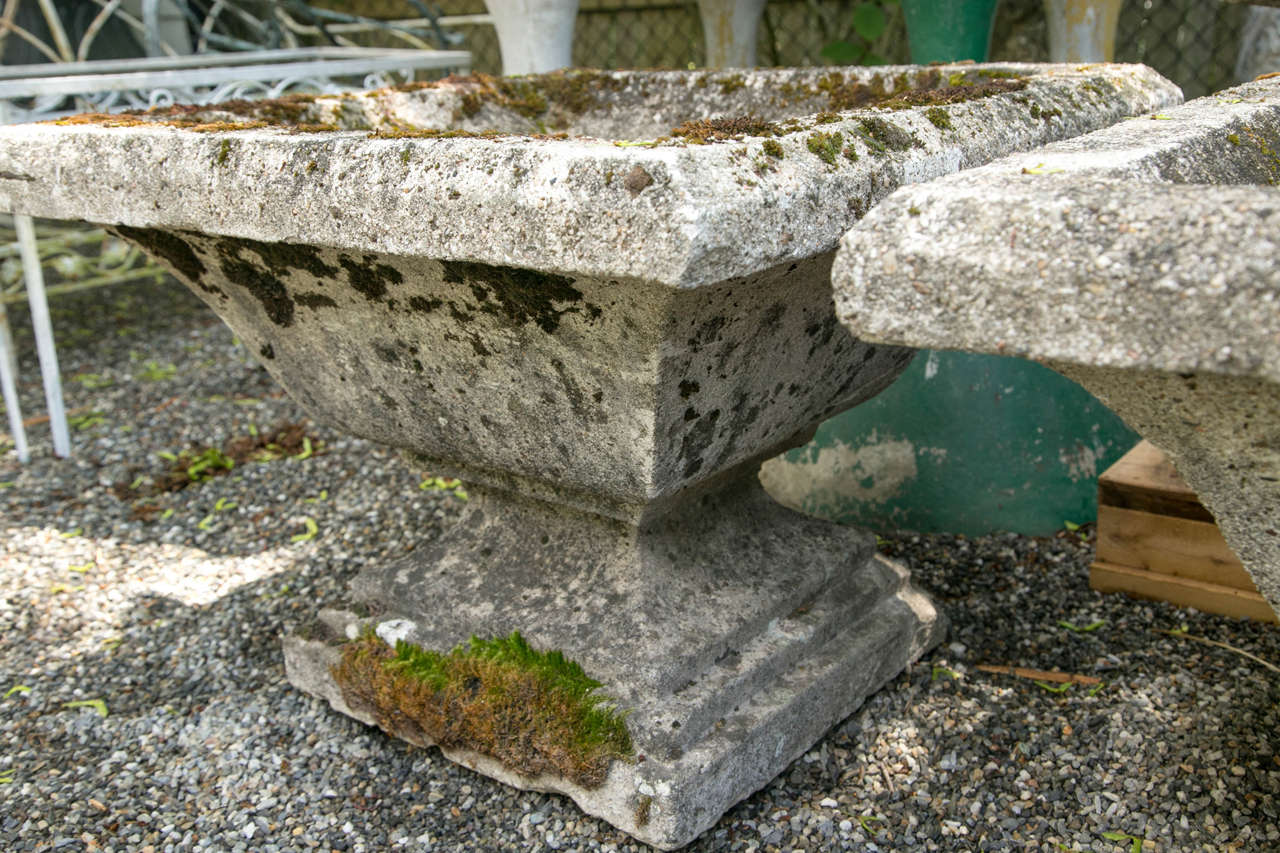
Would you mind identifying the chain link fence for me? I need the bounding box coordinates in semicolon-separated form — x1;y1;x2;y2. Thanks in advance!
326;0;1262;100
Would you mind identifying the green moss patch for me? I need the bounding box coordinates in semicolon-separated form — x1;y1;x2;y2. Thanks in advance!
670;115;782;143
778;69;1026;114
114;421;322;513
416;70;626;127
807;130;844;166
334;631;632;789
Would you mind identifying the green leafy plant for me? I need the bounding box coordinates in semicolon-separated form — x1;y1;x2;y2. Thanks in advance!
1063;519;1090;542
1034;680;1072;694
71;372;113;390
63;699;108;718
857;814;884;833
185;448;234;482
137;360;176;382
821;1;897;66
1059;619;1106;633
1101;830;1145;853
419;476;468;500
291;516;319;543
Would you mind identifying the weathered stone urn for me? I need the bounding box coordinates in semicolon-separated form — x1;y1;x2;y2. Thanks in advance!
832;75;1280;621
0;64;1179;848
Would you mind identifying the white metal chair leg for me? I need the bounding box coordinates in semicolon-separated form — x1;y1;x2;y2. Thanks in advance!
0;300;30;463
15;214;70;457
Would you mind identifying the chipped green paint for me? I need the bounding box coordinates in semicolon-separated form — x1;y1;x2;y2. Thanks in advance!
761;352;1138;536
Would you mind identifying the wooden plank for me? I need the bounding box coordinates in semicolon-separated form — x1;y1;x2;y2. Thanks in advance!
1098;440;1215;523
1096;505;1258;590
1090;560;1277;624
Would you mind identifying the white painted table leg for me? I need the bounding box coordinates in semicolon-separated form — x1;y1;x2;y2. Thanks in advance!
14;214;70;458
0;300;29;463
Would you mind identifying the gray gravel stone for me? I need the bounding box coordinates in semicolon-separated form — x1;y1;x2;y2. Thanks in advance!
1;275;1276;850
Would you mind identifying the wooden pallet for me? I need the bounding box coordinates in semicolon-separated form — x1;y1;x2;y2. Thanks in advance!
1091;441;1277;623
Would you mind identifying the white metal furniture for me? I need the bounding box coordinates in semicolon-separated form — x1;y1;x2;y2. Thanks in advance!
0;45;470;461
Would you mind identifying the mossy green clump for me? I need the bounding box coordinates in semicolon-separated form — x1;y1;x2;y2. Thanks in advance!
925;107;952;130
670;115;782;143
807;130;844;166
333;631;633;789
439;70;627;128
878;78;1026;110
761;138;785;159
215;139;232;166
857;117;915;153
977;69;1024;80
1227;133;1241;146
717;73;747;94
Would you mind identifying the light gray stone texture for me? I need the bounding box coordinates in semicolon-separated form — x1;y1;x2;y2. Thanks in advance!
0;63;1182;847
287;480;944;850
833;76;1280;615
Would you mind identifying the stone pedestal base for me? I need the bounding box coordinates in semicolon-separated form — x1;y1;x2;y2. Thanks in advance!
284;480;944;848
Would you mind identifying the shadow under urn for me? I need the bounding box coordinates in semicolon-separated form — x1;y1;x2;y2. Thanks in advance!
0;63;1180;848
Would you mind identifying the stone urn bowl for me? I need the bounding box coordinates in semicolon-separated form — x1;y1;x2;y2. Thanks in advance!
0;63;1179;848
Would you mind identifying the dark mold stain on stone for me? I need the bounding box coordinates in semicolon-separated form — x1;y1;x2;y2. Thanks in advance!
805;315;838;359
687;316;727;354
226;236;338;280
215;239;295;327
761;302;787;334
259;343;275;360
115;226;207;285
549;357;605;424
296;291;339;309
408;295;444;313
341;254;404;302
623;165;654;196
440;260;600;334
679;379;701;399
679;408;721;479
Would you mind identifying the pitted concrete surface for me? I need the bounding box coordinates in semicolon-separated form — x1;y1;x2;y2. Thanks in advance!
0;64;1180;517
0;63;1184;846
0;64;1177;288
287;480;944;850
833;76;1280;615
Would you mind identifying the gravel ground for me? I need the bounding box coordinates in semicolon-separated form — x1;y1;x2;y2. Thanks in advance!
1;275;1278;853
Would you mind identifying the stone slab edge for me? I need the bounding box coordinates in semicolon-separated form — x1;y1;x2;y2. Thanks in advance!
0;64;1177;288
831;76;1280;382
283;555;944;850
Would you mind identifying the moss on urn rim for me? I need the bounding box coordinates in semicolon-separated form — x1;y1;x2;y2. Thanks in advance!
45;66;1031;151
